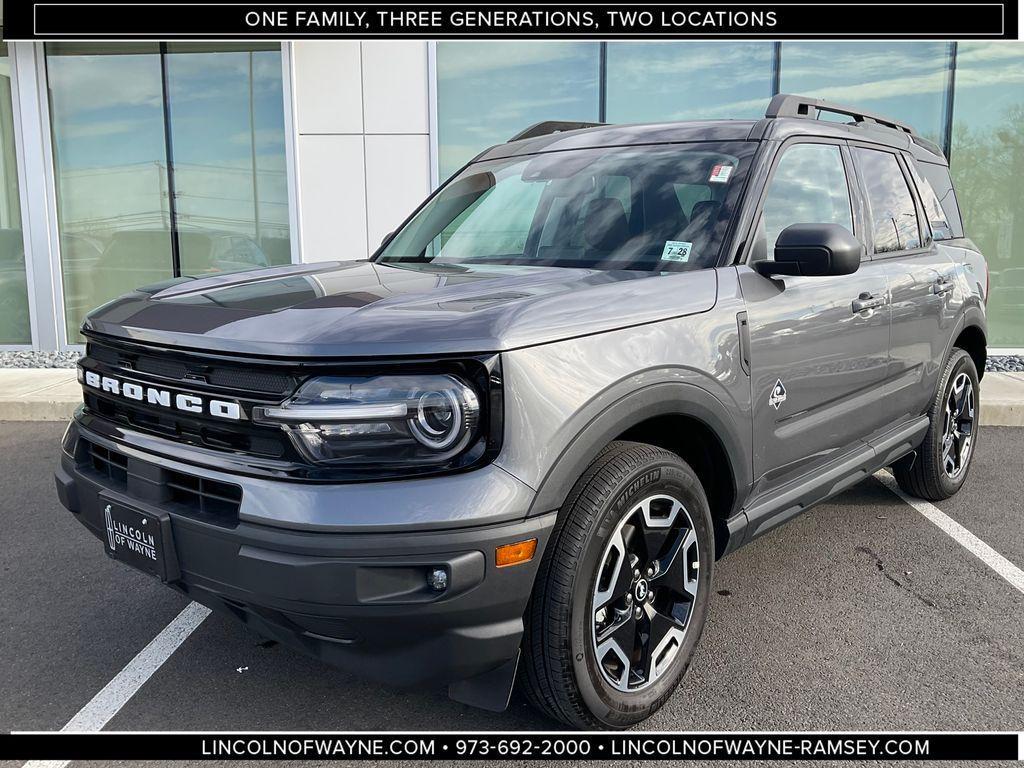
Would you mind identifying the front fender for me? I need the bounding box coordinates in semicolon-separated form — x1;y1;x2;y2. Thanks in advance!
522;380;751;522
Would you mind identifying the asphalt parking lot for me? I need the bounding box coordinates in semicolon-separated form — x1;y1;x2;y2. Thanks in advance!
1;423;1022;749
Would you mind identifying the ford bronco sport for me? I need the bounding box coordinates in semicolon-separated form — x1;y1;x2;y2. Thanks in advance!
56;94;988;728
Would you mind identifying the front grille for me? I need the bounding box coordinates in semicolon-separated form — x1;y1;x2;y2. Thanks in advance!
83;391;287;458
134;355;188;381
205;367;293;394
79;438;242;527
87;441;128;488
86;339;296;397
81;338;298;461
166;472;243;520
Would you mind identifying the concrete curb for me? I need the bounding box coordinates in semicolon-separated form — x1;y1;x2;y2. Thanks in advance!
0;399;81;422
978;372;1024;427
2;370;1023;426
0;369;80;422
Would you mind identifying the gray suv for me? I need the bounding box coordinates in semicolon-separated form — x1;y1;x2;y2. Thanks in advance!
56;95;988;728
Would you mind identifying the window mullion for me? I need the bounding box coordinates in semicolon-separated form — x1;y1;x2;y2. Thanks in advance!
158;42;182;278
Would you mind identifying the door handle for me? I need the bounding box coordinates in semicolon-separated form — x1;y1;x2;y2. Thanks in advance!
931;278;954;296
852;293;887;313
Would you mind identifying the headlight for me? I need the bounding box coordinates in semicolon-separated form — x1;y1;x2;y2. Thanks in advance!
254;373;487;470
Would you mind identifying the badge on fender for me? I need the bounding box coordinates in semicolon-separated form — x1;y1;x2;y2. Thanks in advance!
769;379;787;410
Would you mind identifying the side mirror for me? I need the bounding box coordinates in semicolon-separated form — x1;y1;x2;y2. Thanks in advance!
753;223;863;277
380;231;395;248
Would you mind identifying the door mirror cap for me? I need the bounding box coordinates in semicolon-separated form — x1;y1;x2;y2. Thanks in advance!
753;223;864;277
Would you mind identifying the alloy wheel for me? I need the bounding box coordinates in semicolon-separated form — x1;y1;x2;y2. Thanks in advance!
590;494;700;692
941;371;975;479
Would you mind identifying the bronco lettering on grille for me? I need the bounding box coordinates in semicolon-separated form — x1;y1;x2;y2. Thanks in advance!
82;369;242;421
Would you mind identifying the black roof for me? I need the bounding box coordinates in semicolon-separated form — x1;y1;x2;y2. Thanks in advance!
476;94;947;166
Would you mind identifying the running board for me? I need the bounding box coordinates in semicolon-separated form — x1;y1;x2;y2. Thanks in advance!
724;417;929;554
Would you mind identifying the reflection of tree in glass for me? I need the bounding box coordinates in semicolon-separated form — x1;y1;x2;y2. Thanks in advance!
951;104;1024;266
951;103;1024;347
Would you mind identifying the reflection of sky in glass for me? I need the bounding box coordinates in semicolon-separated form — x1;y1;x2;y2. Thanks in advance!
47;45;174;340
950;42;1024;346
47;45;167;170
46;43;291;340
607;42;773;123
0;38;31;343
953;43;1024;131
166;46;291;271
437;41;954;182
854;148;920;252
166;45;286;172
436;42;600;180
780;42;951;143
763;144;852;249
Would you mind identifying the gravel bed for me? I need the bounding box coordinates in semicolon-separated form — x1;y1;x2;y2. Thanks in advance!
0;350;83;369
2;349;1023;372
986;355;1024;373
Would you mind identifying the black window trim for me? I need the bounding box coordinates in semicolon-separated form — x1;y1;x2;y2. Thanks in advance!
848;140;933;262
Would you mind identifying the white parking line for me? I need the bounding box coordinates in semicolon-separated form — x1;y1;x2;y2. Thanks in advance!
876;471;1024;596
22;601;210;768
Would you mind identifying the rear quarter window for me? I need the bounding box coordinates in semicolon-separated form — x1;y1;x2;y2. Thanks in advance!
914;160;965;240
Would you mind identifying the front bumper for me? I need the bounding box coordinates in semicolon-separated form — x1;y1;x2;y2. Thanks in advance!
56;419;554;689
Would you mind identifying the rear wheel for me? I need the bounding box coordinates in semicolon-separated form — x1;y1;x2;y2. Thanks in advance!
893;348;979;500
521;441;714;728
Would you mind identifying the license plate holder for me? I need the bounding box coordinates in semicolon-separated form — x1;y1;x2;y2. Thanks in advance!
99;494;180;582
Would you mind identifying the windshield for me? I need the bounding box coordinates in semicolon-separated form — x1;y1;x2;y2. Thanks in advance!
376;141;755;272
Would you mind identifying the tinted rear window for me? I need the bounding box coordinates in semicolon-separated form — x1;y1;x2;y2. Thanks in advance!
914;160;964;239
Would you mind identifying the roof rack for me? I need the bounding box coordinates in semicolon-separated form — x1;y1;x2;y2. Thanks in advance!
765;93;917;136
508;120;606;142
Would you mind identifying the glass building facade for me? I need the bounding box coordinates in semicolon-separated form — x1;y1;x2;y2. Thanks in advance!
0;37;29;343
45;43;292;341
0;41;1021;349
438;41;1024;347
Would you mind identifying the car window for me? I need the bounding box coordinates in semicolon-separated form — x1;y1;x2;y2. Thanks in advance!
433;174;545;258
906;162;953;241
760;143;854;257
914;160;964;239
674;183;712;219
379;142;755;273
853;148;922;253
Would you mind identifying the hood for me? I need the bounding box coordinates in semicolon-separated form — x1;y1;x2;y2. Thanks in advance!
83;260;718;357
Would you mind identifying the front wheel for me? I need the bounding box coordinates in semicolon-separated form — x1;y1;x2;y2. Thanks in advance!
521;441;714;728
893;348;980;500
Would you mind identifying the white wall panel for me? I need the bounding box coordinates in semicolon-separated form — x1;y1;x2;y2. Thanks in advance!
364;134;430;252
295;135;365;263
293;41;363;134
361;41;430;134
291;41;432;263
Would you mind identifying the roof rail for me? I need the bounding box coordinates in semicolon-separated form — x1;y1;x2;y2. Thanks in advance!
765;93;917;136
508;120;606;142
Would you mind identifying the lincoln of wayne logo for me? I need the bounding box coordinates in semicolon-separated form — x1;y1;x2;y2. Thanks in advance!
104;504;157;562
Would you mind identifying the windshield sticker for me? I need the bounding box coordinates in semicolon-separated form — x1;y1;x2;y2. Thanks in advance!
708;164;734;183
661;241;692;262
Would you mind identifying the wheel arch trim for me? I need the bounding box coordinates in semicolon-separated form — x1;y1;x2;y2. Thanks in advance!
525;381;752;524
942;306;987;385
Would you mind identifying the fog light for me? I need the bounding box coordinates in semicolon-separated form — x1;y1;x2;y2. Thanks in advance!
427;567;448;591
495;538;537;568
